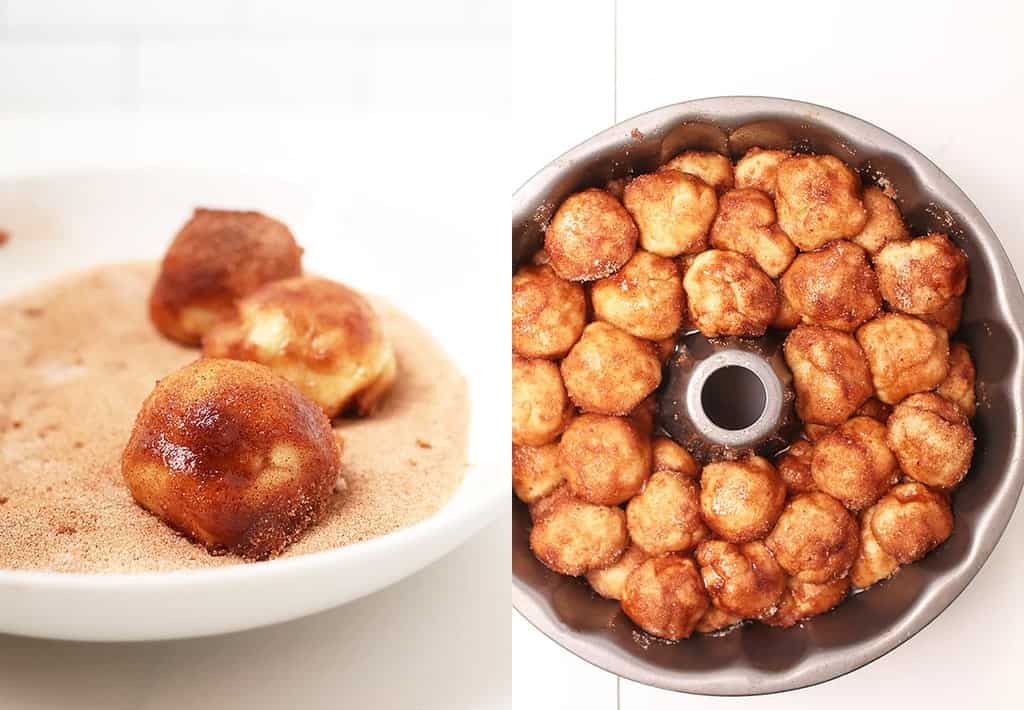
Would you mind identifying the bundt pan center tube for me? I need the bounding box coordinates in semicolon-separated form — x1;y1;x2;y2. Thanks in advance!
511;97;1024;695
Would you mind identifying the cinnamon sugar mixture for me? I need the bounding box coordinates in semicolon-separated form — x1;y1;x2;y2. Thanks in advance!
0;263;469;572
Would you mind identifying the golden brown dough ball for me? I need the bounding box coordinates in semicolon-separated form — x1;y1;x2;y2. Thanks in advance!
560;322;661;415
783;325;873;426
621;556;710;640
850;503;900;589
560;414;651;505
734;147;792;196
591;250;684;340
937;342;976;417
627;471;708;555
530;499;628;576
886;393;974;489
811;417;899;512
652;436;700;477
766;492;859;583
586;545;650;600
512;264;587;358
803;423;834;443
870;482;953;564
709;188;796;277
695;540;786;619
624;170;718;257
920;296;963;333
762;576;849;628
661;151;735;193
856;397;893;423
628;396;657;437
121;358;340;559
700;456;786;543
780;240;881;332
545;188;638;282
202;276;396;418
856;314;950;404
696;606;743;634
775;154;867;251
850;186;910;254
149;209;303;346
776;439;817;494
528;483;573;522
512;443;565;504
875;234;968;315
772;288;802;330
512;355;571;446
683;249;779;337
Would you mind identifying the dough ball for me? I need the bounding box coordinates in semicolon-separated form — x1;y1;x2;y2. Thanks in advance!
530;499;628;575
545;188;639;282
700;456;786;543
149;208;303;345
624;170;718;257
512;264;587;358
886;393;974;489
762;576;849;628
783;325;873;425
850;503;900;589
560;322;662;415
803;423;834;443
875;234;968;315
696;606;744;634
591;250;684;340
587;545;650;600
937;342;977;417
776;439;817;494
766;492;860;583
870;482;953;564
856;314;950;404
775;154;868;251
856;397;893;423
121;358;340;559
811;417;899;512
621;556;710;640
661;151;735;192
709;188;796;277
850;186;910;254
695;540;786;619
683;249;779;337
560;414;651;505
512;355;572;446
627;471;708;555
780;240;881;332
734;147;792;196
652;437;700;477
528;483;573;522
920;296;963;334
772;288;802;329
202;276;396;418
628;396;657;437
512;443;565;504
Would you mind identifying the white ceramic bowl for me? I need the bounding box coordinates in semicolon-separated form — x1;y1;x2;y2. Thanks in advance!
0;170;505;641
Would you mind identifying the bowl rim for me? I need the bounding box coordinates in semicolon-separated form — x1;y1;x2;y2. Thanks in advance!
511;95;1024;696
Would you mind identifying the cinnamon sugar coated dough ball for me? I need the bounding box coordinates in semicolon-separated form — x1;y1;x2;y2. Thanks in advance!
696;540;786;619
735;148;792;196
775;154;868;251
772;289;802;330
623;170;718;257
512;443;565;504
587;545;649;600
783;326;873;426
696;606;743;634
591;250;684;340
710;188;796;277
528;483;572;522
661;151;735;192
700;456;786;543
529;499;627;576
776;439;817;494
811;417;899;512
512;264;586;358
875;234;968;315
560;414;651;505
780;240;881;332
856;314;949;404
544;188;638;282
803;423;834;443
763;576;849;628
202;276;396;418
683;250;779;337
920;296;963;333
652;437;700;477
857;397;893;423
766;492;860;583
628;396;657;437
511;356;571;446
121;358;341;559
937;342;977;417
850;186;910;254
886;393;974;489
851;503;900;589
627;471;708;555
560;322;661;415
149;209;303;345
871;483;953;564
621;556;710;641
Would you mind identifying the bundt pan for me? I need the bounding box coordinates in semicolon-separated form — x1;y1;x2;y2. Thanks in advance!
511;97;1024;695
